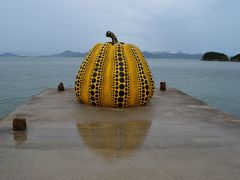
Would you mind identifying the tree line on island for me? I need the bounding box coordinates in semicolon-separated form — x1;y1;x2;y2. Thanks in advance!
202;52;240;62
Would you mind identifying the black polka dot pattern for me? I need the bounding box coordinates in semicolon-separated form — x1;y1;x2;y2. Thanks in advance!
134;46;155;97
129;45;151;106
75;44;99;101
88;43;109;107
75;42;155;108
111;43;129;108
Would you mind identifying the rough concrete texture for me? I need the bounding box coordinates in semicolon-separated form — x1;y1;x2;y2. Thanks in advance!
1;88;240;180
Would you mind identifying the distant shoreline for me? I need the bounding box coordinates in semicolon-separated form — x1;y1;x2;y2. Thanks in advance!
1;50;239;61
0;50;202;59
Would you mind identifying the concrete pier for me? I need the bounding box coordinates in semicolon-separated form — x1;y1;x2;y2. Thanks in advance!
1;88;240;180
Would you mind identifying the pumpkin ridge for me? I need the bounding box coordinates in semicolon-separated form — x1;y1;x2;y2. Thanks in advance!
101;43;114;107
75;44;100;101
88;43;109;107
80;44;103;104
111;45;116;107
132;45;155;98
129;45;151;106
120;44;130;107
111;43;130;108
123;44;139;106
128;44;142;106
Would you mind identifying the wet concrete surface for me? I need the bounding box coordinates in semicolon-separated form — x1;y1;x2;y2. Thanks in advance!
1;88;240;180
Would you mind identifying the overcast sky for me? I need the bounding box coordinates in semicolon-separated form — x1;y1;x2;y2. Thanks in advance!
0;0;239;55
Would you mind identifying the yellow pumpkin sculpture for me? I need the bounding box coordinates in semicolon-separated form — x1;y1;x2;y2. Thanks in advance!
75;31;154;108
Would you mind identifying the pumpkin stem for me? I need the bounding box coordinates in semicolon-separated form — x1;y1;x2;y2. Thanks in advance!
106;31;118;44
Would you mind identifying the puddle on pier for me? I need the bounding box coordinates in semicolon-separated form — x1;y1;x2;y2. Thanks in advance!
77;119;151;158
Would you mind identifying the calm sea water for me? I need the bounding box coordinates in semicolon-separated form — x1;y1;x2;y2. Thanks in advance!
0;57;240;118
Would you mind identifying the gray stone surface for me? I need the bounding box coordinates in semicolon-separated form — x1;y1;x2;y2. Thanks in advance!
1;88;240;180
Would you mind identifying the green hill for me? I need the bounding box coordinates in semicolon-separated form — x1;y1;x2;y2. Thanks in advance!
0;53;19;57
202;52;229;61
230;54;240;62
51;50;86;57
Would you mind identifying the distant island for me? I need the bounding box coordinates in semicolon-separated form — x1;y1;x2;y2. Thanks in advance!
202;52;240;62
230;54;240;62
202;52;229;61
0;52;19;57
142;51;202;59
50;50;87;57
202;51;229;61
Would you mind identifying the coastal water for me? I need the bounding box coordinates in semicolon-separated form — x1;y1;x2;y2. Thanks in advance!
0;57;240;118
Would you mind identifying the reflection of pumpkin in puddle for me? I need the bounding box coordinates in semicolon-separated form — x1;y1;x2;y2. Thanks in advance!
77;120;151;158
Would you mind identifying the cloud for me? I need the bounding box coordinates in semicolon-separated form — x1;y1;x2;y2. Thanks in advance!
0;0;239;55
